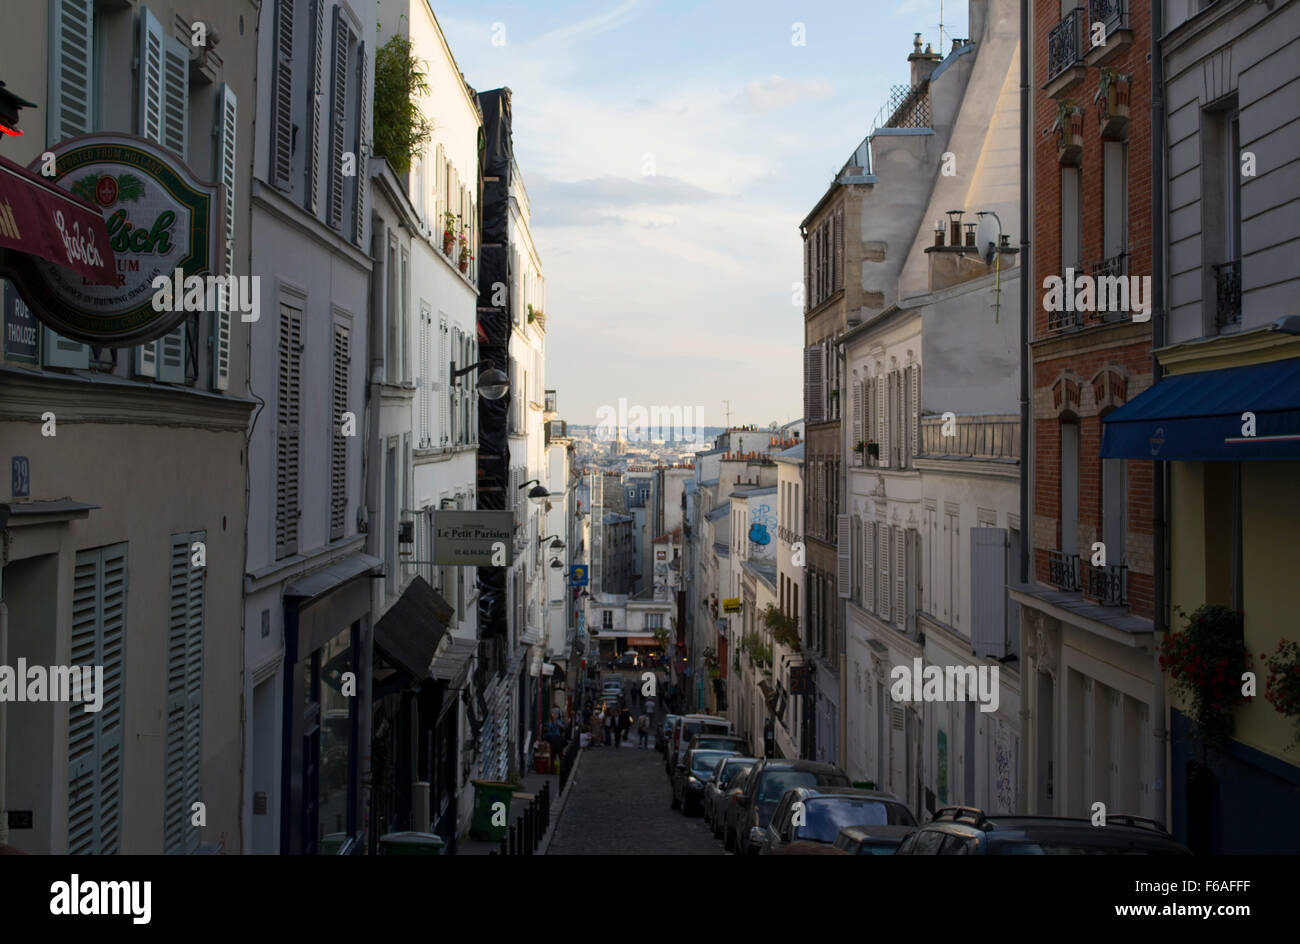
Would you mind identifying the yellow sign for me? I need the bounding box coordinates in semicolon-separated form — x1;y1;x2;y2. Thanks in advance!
722;598;741;613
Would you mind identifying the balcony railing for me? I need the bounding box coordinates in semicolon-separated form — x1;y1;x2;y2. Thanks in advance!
920;414;1020;461
1086;561;1127;606
1088;0;1128;37
1048;306;1082;332
1088;252;1130;321
1215;259;1241;329
1048;8;1086;82
1048;549;1081;592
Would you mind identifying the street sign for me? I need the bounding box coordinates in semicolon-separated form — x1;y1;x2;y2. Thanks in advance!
430;509;514;565
570;564;588;586
722;597;741;613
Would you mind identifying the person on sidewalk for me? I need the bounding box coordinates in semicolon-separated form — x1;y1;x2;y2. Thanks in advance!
636;712;650;748
618;706;633;747
603;706;614;746
592;707;605;748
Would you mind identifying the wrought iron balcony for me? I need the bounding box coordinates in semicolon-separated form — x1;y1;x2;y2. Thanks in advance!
1089;0;1128;37
1215;259;1241;329
1048;549;1081;592
1087;561;1127;606
1048;8;1086;82
1088;252;1130;321
1048;305;1082;332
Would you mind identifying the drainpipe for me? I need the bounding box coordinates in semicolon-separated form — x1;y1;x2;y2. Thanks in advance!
1150;0;1168;829
362;217;385;854
1017;0;1032;815
837;339;848;769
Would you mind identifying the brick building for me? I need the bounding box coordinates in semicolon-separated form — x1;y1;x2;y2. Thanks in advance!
1011;0;1162;821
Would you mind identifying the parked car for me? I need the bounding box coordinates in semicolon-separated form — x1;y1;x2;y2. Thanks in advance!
732;758;852;855
609;652;640;670
719;766;755;852
832;824;917;855
657;714;681;754
892;806;1192;855
672;748;736;815
758;788;917;854
705;756;756;834
685;733;747;755
666;714;734;777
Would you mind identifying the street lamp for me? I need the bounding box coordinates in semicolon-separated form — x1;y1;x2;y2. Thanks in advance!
549;558;564;569
450;359;509;400
539;534;565;549
517;479;550;501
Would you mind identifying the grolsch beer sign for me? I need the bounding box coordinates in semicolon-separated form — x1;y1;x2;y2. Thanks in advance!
8;133;219;346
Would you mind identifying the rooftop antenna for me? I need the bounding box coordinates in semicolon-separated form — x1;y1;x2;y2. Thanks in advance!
722;399;733;428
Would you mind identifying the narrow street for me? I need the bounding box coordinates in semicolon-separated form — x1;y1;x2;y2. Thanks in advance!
547;736;724;855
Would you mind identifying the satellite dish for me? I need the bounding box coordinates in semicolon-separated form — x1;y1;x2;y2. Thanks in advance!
976;213;1000;266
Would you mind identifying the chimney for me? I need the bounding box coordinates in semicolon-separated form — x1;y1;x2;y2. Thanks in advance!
908;33;943;87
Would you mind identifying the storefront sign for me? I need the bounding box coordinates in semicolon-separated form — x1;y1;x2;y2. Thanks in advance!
0;154;116;286
722;597;741;613
3;134;218;347
430;510;514;565
3;281;38;363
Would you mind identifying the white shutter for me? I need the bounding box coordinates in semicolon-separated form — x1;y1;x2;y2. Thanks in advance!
330;324;350;541
877;375;889;467
271;0;295;190
45;328;89;369
863;519;874;612
450;326;462;443
161;25;189;159
418;308;430;446
138;9;165;147
910;365;920;459
971;528;1009;657
158;327;186;383
852;380;863;452
68;544;126;854
165;531;204;853
878;523;890;621
327;7;349;230
834;209;844;291
48;0;94;143
438;316;450;444
352;43;368;246
895;525;906;629
306;0;326;213
836;514;851;598
213;85;237;391
276;305;302;558
135;340;158;378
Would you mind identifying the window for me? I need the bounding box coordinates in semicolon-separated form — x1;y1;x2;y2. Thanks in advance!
164;531;205;853
1102;140;1127;265
1101;458;1126;566
647;613;663;630
602;610;613;630
1203;101;1242;332
1060;422;1080;563
385;238;399;384
68;543;127;854
1060;166;1082;276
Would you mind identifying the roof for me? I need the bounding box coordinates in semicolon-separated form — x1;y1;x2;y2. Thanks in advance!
704;503;731;521
712;542;729;558
731;485;777;498
774;442;805;463
699;478;719;487
652;526;683;544
740;559;778;590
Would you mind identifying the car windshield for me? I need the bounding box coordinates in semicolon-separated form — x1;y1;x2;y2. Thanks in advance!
684;720;727;740
795;799;911;842
690;751;731;776
757;770;847;804
717;761;754;787
994;842;1164;855
694;737;737;750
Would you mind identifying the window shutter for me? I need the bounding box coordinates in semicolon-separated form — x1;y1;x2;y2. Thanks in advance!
276;305;302;558
138;9;165;147
352;43;368;246
44;327;89;369
418;307;430;446
48;0;94;143
161;25;189;160
906;527;919;632
877;375;889;468
834;209;844;291
895;525;906;630
330;324;349;541
836;514;851;598
271;0;295;191
1103;140;1126;260
165;531;204;853
804;235;812;312
327;7;349;230
852;380;863;451
306;0;326;213
213;85;237;391
910;365;920;459
438;316;449;444
68;544;126;854
971;528;1009;657
863;519;874;611
878;523;890;620
157;325;186;383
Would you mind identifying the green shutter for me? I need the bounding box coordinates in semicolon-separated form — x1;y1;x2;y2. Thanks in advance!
48;0;94;143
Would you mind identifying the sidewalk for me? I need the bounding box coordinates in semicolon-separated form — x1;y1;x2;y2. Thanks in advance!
458;747;583;855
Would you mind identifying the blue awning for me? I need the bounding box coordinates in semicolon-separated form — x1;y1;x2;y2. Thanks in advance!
1101;358;1300;461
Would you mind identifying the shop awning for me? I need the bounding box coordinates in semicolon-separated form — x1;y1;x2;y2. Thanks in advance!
1101;358;1300;461
0;154;117;284
373;575;454;680
626;637;658;646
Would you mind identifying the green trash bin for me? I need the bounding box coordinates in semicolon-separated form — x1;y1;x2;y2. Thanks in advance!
379;831;445;855
471;779;516;841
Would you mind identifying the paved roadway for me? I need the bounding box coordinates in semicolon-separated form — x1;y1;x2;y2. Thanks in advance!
548;667;723;855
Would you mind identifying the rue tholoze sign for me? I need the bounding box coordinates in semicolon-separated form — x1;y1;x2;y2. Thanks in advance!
1;133;219;347
431;510;515;566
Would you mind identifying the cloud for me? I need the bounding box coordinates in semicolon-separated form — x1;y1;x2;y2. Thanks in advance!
527;174;724;226
533;0;642;48
733;75;834;112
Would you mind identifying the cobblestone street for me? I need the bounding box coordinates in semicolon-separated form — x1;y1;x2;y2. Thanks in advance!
547;731;725;855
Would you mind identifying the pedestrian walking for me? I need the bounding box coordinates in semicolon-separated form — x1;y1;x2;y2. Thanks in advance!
636;712;650;749
618;707;633;747
592;707;605;748
602;706;614;746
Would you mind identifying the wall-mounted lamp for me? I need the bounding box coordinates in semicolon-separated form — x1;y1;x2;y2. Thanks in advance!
549;558;564;569
540;534;565;549
450;359;509;400
518;479;550;502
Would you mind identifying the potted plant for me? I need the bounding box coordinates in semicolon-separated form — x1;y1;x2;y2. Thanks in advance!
853;441;866;454
1095;68;1131;135
1052;100;1084;163
866;438;879;458
1159;604;1251;751
457;231;472;272
372;35;433;176
1262;639;1300;752
442;211;457;255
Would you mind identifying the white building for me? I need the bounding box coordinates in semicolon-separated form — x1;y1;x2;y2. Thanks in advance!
774;443;808;759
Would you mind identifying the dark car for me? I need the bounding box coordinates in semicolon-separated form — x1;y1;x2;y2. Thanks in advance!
832;824;917;855
719;766;755;852
893;806;1193;855
665;714;733;778
656;714;681;754
705;756;757;834
609;652;640;670
685;733;747;756
733;759;852;855
671;748;736;815
758;788;917;854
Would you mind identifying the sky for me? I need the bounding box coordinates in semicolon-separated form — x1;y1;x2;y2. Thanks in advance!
434;0;970;431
